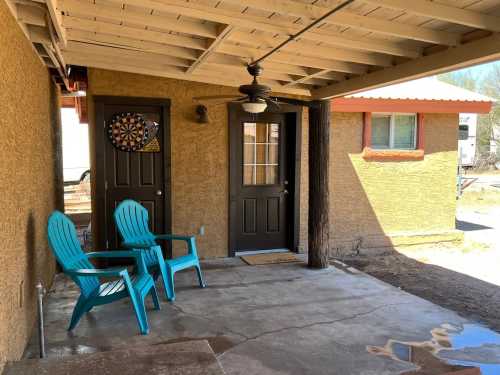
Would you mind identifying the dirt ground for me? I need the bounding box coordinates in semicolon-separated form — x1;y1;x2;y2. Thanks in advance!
343;173;500;332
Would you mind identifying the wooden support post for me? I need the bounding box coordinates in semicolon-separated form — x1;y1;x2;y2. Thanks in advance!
308;100;330;268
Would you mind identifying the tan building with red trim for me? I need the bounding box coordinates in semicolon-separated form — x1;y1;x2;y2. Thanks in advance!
326;78;494;251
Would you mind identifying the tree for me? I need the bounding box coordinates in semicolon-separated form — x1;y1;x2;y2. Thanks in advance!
438;63;500;158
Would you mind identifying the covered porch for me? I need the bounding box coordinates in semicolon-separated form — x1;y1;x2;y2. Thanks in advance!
11;257;500;374
2;0;500;373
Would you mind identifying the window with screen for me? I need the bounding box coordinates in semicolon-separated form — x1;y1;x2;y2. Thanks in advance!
372;113;417;150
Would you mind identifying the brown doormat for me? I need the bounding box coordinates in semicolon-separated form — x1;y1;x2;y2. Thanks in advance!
240;252;299;266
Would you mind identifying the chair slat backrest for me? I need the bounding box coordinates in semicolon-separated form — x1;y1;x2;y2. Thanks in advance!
47;211;99;296
114;200;157;247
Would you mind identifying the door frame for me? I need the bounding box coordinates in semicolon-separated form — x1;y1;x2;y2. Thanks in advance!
228;103;303;257
93;96;172;254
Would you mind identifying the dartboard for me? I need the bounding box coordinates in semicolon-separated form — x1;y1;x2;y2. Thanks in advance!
108;113;149;152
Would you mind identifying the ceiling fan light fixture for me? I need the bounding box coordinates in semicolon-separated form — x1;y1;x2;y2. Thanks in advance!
242;99;267;114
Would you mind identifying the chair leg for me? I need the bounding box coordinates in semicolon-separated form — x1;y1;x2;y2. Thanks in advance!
68;295;89;331
167;266;176;302
195;264;206;288
124;277;149;335
151;284;161;311
152;248;174;301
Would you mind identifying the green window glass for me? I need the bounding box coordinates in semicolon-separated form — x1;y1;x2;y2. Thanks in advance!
372;115;390;149
393;115;416;149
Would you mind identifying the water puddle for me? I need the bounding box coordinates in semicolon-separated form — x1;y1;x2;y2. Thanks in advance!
368;323;500;374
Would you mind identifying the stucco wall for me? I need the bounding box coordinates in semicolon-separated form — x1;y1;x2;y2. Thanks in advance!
330;112;458;250
0;1;62;370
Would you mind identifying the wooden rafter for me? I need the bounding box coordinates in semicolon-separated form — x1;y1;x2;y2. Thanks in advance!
220;0;460;45
362;0;500;32
228;30;420;59
59;0;218;39
105;0;424;55
61;16;207;50
66;29;200;61
45;0;66;47
283;69;343;88
217;43;368;74
187;25;234;74
311;33;500;99
63;52;311;96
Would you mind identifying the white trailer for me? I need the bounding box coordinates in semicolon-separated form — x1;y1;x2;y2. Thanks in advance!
458;113;477;168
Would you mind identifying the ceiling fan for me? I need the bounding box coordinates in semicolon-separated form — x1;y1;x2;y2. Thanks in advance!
192;0;354;114
192;63;280;114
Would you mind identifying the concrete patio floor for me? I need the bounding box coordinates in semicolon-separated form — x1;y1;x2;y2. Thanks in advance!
23;257;500;374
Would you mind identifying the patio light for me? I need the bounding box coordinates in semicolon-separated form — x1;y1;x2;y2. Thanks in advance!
242;99;267;113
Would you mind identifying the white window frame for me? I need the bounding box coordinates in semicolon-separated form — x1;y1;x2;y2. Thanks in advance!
372;112;417;150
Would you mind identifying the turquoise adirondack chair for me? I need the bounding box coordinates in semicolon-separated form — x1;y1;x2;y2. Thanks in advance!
47;211;160;335
113;199;205;301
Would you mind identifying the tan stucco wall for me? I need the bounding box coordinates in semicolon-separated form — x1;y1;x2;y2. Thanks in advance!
330;112;458;250
0;1;62;370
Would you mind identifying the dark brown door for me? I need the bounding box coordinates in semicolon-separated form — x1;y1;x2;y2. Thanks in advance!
94;97;171;253
230;107;290;253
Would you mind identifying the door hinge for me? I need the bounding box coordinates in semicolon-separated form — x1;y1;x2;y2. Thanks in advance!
105;181;108;190
106;240;109;249
104;120;106;128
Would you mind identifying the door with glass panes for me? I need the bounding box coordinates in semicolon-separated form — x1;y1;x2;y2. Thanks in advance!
230;109;289;253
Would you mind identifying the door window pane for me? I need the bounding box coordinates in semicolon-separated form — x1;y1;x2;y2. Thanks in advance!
372;116;390;149
243;122;279;185
393;114;416;149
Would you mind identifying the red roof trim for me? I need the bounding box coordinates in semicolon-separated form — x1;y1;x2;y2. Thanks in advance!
331;98;492;114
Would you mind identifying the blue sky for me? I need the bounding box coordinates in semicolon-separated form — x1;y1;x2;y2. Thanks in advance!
444;60;499;79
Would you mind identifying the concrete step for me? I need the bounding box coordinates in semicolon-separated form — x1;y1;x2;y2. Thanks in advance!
4;340;224;375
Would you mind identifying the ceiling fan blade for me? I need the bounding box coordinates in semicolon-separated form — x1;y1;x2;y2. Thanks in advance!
193;94;244;102
265;97;280;109
235;96;249;102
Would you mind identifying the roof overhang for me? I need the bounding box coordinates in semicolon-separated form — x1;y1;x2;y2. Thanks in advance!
5;0;500;99
331;98;493;113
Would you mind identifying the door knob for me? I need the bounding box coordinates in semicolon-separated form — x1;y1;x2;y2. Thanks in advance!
282;189;289;195
156;190;162;196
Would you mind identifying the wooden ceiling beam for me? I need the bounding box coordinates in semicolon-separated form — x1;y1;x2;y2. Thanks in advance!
311;33;500;99
229;33;393;67
63;52;311;96
63;41;192;68
206;53;312;77
217;43;368;74
45;0;67;47
62;16;207;50
15;3;46;26
66;29;200;60
202;62;295;82
221;0;460;45
106;0;421;57
283;68;342;88
59;0;218;39
362;0;500;32
186;24;234;74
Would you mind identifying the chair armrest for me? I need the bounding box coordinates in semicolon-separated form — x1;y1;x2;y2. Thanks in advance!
154;234;198;258
87;251;148;275
87;251;142;258
66;268;127;277
155;234;194;241
121;242;154;249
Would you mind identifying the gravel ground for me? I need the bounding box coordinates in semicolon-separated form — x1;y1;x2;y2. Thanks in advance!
343;175;500;332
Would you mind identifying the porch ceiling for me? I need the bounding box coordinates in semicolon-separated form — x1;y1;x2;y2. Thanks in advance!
6;0;500;98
